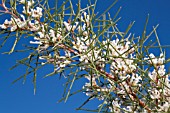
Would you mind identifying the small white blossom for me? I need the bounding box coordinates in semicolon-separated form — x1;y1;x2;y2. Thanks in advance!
149;88;161;99
22;6;31;15
144;53;165;65
0;24;7;29
63;21;78;31
31;7;43;18
158;102;169;112
30;41;42;44
19;0;34;7
110;99;121;112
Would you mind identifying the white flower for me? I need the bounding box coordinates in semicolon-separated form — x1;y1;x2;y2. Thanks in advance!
129;73;142;86
4;19;12;25
6;17;27;31
22;6;31;15
19;0;26;4
158;102;169;112
126;106;133;112
149;71;157;81
19;0;34;7
144;53;165;65
81;12;90;23
49;29;57;42
83;12;87;19
0;19;12;29
31;7;43;18
0;24;7;29
30;41;42;44
59;63;66;68
37;31;44;38
149;88;160;99
27;21;37;31
65;51;71;57
63;60;71;65
63;21;78;31
49;29;55;37
11;25;17;31
27;0;35;7
63;21;70;31
158;65;165;76
157;53;165;64
111;99;121;112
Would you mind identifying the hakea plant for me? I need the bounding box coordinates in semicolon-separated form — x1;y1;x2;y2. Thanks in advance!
0;0;170;112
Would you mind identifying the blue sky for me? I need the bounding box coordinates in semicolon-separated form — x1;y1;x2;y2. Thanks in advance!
0;0;170;113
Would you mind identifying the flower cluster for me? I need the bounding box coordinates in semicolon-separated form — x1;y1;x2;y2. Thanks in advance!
103;38;136;75
146;53;170;112
0;15;27;31
0;0;170;112
0;0;42;32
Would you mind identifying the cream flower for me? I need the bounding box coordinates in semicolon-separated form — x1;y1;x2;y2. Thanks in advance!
31;7;43;18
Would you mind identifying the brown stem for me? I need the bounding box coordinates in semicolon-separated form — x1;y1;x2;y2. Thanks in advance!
96;66;117;81
0;2;19;19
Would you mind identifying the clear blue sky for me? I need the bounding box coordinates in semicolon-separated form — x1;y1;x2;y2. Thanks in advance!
0;0;170;113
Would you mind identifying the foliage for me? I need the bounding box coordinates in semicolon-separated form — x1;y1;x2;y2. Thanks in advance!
0;0;170;112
